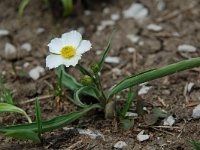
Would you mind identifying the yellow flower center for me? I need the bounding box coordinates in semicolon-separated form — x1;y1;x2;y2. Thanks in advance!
60;46;76;58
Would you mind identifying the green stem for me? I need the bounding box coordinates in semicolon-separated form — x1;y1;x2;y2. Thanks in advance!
109;57;200;97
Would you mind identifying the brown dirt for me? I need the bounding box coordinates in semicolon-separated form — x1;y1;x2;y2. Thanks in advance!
0;0;200;149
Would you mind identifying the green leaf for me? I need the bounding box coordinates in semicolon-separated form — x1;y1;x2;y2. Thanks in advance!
0;103;32;123
73;87;92;108
18;0;30;16
61;0;73;16
152;108;169;118
190;139;200;150
76;64;93;77
56;66;98;99
108;57;200;97
143;114;158;125
4;130;40;143
35;99;42;138
120;118;134;130
97;32;114;73
0;104;102;134
120;88;137;118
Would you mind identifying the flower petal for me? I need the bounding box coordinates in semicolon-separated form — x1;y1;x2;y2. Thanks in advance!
63;55;82;67
76;40;92;55
46;54;65;69
61;30;82;48
48;38;64;54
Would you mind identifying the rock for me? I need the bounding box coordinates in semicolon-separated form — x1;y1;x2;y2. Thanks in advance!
147;24;163;32
126;34;140;43
113;141;127;149
138;85;152;95
77;27;85;34
112;68;122;76
125;112;138;117
97;20;115;31
192;104;200;118
103;8;110;14
178;44;197;52
127;47;136;53
77;128;104;140
95;50;102;55
155;0;165;11
23;62;30;68
137;130;150;142
105;56;120;64
163;115;175;126
84;10;91;16
4;43;17;60
21;43;32;52
35;28;45;34
123;3;148;19
0;29;9;37
111;13;120;21
29;66;45;80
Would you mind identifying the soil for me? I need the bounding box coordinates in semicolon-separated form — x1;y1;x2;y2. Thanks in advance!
0;0;200;149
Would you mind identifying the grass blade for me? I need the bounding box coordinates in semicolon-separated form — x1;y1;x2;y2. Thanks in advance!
0;104;102;133
120;88;137;118
35;99;42;139
190;139;200;150
61;0;73;16
0;103;32;123
18;0;30;16
4;130;40;143
97;32;114;72
108;57;200;97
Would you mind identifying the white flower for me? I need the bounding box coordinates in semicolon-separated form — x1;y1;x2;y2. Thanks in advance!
46;30;92;69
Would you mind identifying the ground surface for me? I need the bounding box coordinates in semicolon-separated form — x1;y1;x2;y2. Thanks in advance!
0;0;200;149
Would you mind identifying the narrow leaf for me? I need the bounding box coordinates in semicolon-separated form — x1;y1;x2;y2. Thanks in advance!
35;99;42;138
152;108;169;118
0;104;102;133
120;88;137;118
0;103;32;123
18;0;30;16
108;57;200;97
4;130;40;143
61;0;73;16
97;32;114;72
189;139;200;150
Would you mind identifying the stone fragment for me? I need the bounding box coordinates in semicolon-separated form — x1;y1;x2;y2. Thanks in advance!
178;44;196;52
105;56;120;64
114;141;127;149
29;66;44;80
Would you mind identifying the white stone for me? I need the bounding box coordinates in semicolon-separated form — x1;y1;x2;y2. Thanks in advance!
155;0;165;11
23;62;30;68
77;27;85;34
123;3;148;19
114;141;127;149
126;34;140;43
4;43;17;58
125;112;138;117
111;13;120;21
77;128;104;140
163;115;175;126
139;41;144;46
21;43;32;52
138;85;152;95
35;28;45;34
63;127;74;131
105;56;120;64
84;10;91;16
0;29;9;37
187;82;195;93
29;66;44;80
178;44;197;52
95;50;102;55
147;24;163;32
103;8;110;14
192;104;200;119
112;68;121;76
97;20;115;31
137;130;150;142
127;47;136;53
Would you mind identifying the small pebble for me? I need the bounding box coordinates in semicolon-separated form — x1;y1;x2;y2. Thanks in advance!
77;128;104;140
0;29;9;37
21;43;32;52
35;28;45;34
138;85;152;95
123;3;148;19
178;44;197;52
114;141;127;149
112;68;122;76
111;13;120;21
127;47;136;53
125;112;138;117
95;50;102;55
105;56;120;64
84;10;91;16
155;0;165;11
29;66;44;80
23;62;30;68
103;8;110;14
137;130;150;142
4;43;17;60
97;20;115;31
126;34;140;43
77;27;85;34
163;115;175;126
147;24;163;32
192;104;200;119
